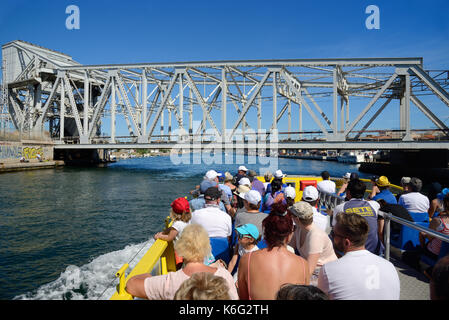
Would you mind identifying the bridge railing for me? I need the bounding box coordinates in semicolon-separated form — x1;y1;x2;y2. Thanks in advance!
53;128;449;146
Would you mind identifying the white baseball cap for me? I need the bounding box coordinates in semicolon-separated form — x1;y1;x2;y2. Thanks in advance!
239;177;251;187
238;165;248;172
274;170;285;178
205;170;220;181
302;185;319;201
244;190;262;205
284;186;296;199
343;172;351;179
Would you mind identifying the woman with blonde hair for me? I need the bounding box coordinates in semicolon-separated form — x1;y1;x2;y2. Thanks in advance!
174;272;231;300
126;224;238;300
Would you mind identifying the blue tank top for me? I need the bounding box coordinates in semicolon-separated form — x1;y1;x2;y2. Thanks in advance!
343;199;382;254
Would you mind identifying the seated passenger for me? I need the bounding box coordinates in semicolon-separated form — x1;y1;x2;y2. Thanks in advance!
189;179;227;213
337;172;358;198
428;185;447;219
419;193;449;275
317;171;336;194
234;190;267;237
190;187;233;262
317;213;400;300
430;255;449;300
288;201;337;286
332;179;384;255
276;284;328;300
247;170;266;198
153;197;191;242
263;171;273;192
234;165;248;186
302;186;330;233
262;179;285;213
284;186;296;207
398;177;430;214
237;202;309;300
125;224;238;300
232;184;251;216
174;272;231;300
265;170;287;194
369;176;397;205
227;224;260;281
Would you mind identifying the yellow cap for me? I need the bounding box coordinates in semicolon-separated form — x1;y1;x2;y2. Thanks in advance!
376;176;390;187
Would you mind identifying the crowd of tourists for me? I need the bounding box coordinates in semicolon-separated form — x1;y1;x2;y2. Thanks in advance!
125;167;449;300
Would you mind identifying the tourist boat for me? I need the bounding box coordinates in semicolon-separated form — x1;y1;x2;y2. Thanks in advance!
337;151;366;164
109;175;402;300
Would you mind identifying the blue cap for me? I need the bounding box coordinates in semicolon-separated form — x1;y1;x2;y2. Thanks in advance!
437;188;449;201
236;223;259;240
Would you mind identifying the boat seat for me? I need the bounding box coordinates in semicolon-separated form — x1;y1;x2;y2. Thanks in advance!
408;212;429;223
210;237;231;265
300;180;317;191
420;241;449;267
391;220;429;251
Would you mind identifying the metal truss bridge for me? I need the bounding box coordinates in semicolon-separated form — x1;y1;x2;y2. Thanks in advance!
1;40;449;150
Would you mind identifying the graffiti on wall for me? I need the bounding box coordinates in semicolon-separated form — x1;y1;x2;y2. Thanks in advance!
21;147;44;160
0;145;21;159
0;144;47;160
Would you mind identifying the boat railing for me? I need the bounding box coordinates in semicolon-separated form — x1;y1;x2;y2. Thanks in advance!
318;191;345;211
317;189;449;264
110;217;176;300
383;213;449;261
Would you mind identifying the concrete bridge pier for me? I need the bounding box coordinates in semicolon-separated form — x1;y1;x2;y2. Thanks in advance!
54;148;111;166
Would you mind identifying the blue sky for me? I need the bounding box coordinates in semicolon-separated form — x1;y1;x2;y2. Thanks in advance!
1;0;449;136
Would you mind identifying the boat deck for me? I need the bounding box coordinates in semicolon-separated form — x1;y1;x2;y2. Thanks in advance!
389;247;430;300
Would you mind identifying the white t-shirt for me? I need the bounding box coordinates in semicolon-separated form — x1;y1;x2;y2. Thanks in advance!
172;220;189;241
317;180;336;194
190;204;232;238
313;207;330;233
398;192;430;213
318;250;400;300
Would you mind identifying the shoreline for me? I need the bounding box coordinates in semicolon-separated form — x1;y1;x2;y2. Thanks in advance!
0;160;65;173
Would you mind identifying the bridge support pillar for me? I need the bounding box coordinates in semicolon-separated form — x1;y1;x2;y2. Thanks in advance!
80;135;89;144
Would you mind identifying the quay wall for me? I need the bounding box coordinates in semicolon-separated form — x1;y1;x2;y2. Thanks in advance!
0;140;53;162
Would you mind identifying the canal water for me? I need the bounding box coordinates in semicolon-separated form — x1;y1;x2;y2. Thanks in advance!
0;154;363;300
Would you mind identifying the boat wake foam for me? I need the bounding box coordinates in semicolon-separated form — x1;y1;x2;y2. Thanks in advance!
14;240;155;300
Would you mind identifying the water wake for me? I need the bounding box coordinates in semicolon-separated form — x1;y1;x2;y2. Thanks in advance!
14;240;155;300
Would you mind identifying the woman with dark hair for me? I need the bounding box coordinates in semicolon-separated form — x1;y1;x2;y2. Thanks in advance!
420;193;449;277
276;284;328;300
427;182;443;219
237;202;309;300
261;179;285;213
